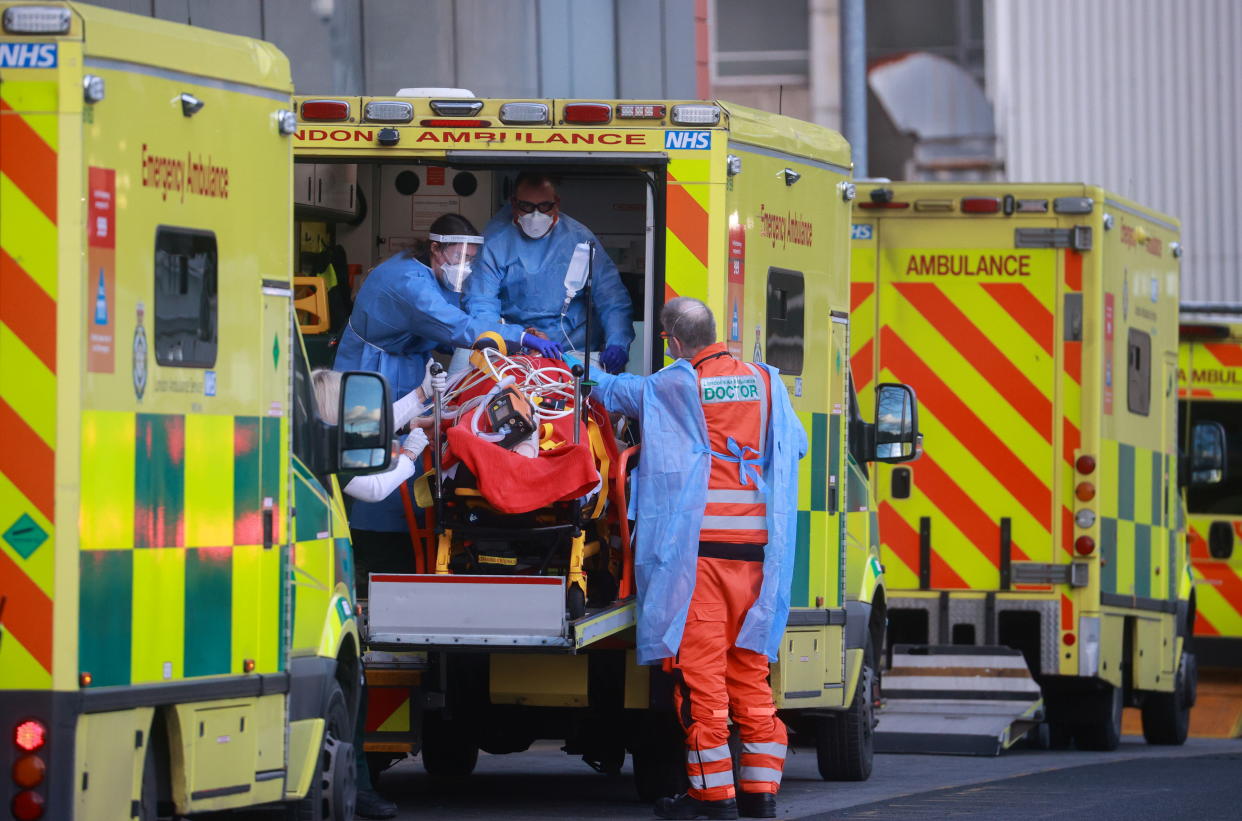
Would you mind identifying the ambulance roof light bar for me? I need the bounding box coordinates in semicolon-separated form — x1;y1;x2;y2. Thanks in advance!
3;5;71;33
563;103;611;124
499;102;550;124
670;104;721;126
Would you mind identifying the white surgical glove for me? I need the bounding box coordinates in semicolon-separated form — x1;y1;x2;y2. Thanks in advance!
430;370;448;396
401;428;429;461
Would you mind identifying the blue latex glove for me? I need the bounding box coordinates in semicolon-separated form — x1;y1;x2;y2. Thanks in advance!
521;332;564;360
600;344;629;374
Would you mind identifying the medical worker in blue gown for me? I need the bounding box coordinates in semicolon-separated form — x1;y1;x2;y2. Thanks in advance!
334;212;562;536
464;172;636;374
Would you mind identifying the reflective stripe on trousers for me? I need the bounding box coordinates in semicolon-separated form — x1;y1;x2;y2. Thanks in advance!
686;743;735;798
738;741;786;794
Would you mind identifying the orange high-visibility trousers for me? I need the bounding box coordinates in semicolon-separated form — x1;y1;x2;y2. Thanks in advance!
671;555;787;802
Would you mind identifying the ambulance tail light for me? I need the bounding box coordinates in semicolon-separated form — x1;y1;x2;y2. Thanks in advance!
670;104;721;125
300;100;350;121
2;5;70;33
420;119;490;127
617;103;666;119
1075;482;1096;502
429;99;483;117
1075;455;1096;475
499;102;550;124
1075;536;1096;556
11;790;44;820
14;720;46;753
364;101;414;123
961;197;1001;213
563;103;612;124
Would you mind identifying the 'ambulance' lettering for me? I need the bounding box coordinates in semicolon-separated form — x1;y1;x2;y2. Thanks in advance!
701;375;762;404
904;253;1032;277
0;42;57;68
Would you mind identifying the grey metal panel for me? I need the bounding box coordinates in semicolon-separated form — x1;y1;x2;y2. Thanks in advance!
989;0;1242;302
537;0;574;98
568;0;617;97
457;0;538;97
617;0;664;97
362;0;456;96
153;0;190;23
185;0;262;37
263;0;348;94
87;0;151;14
662;0;697;98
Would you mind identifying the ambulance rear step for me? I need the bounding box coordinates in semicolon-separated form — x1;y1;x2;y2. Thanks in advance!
364;573;635;652
876;645;1044;756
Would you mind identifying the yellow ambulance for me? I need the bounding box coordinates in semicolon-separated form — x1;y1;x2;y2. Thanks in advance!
0;4;393;818
851;182;1224;754
290;92;918;793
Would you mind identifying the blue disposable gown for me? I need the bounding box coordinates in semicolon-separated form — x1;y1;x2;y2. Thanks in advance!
334;253;523;531
465;207;635;353
593;359;807;664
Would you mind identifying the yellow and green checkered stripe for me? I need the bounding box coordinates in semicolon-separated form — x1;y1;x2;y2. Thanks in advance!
1097;441;1173;600
78;411;286;687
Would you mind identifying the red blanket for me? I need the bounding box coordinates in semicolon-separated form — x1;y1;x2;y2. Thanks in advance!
446;426;599;514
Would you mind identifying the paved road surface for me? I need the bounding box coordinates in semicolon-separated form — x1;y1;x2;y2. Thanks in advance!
365;735;1242;819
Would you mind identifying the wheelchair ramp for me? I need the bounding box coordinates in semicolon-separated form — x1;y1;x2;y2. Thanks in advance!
366;574;635;652
876;645;1044;756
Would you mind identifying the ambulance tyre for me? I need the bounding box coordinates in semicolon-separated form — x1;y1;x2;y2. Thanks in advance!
1140;651;1192;746
289;679;356;821
137;717;172;820
1072;683;1122;751
816;642;876;781
421;713;479;778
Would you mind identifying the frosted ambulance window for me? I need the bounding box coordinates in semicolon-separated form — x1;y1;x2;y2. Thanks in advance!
1127;328;1151;416
153;227;218;367
765;267;804;375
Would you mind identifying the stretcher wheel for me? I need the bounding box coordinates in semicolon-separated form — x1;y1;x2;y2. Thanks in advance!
567;583;586;620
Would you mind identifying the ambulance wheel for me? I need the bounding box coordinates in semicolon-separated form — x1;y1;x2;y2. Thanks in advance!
567;584;587;620
420;713;479;778
1072;682;1123;751
1140;651;1192;746
137;718;173;820
631;712;688;802
815;645;876;781
288;679;356;821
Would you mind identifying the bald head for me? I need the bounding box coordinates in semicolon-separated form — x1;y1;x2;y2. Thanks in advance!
661;297;716;359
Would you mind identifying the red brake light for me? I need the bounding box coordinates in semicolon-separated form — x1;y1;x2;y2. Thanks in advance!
1075;536;1096;556
1075;455;1096;475
857;201;910;210
11;790;44;821
961;197;1001;213
419;119;490;127
299;100;350;121
1062;633;1077;646
563;103;611;124
14;720;46;752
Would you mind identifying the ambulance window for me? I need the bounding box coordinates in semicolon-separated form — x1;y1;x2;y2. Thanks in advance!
153;227;217;368
766;268;804;374
1127;328;1151;416
291;338;320;470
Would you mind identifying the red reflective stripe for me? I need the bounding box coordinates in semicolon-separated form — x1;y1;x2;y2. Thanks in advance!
0;247;56;372
1189;527;1209;560
1064;339;1082;385
1195;608;1221;636
912;451;1033;565
1061;594;1074;632
879;500;969;588
980;283;1054;357
895;283;1053;442
666;171;709;267
851;337;874;393
1204;342;1242;368
0;97;57;224
1062;418;1081;468
850;281;874;312
0;398;54;520
1197;563;1242;613
1064;248;1082;292
881;327;1052;527
0;546;53;673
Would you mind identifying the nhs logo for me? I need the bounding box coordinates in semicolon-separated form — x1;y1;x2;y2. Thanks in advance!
851;224;873;241
0;43;58;68
665;131;711;150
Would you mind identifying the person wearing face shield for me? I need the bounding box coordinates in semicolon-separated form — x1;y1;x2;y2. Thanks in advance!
333;213;560;534
465;172;635;374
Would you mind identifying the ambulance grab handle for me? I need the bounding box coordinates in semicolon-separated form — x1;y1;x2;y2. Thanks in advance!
430;363;445;532
571;364;583;446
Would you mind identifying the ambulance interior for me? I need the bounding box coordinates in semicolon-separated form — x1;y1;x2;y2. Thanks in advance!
293;159;658;377
293;158;662;613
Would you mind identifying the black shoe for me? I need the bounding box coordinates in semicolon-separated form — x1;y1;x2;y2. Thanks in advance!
738;791;777;818
355;788;398;819
654;792;738;820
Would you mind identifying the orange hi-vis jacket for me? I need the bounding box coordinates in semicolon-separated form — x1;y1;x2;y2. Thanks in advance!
693;343;773;545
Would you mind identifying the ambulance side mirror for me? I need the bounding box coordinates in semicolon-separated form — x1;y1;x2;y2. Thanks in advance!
336;371;394;476
1186;420;1226;487
873;383;920;464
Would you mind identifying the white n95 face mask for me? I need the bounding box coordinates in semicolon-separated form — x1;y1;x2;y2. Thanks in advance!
439;260;471;292
517;210;554;239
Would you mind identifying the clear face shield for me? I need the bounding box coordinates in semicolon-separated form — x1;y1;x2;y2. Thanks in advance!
429;233;483;292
